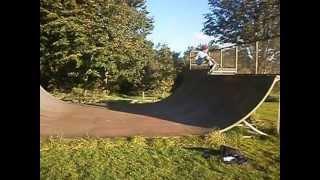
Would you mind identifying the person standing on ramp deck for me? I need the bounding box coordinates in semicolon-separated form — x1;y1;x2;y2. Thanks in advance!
195;44;219;73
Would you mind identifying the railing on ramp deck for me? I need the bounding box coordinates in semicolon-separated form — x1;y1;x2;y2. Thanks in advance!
189;37;280;75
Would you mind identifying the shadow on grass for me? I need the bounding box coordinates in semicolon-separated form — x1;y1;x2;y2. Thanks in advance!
98;99;133;106
184;147;220;159
259;127;278;137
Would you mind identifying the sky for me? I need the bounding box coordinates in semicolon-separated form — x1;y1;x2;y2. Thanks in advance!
145;0;214;54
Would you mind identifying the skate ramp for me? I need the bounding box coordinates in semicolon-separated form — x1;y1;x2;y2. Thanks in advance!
40;70;278;137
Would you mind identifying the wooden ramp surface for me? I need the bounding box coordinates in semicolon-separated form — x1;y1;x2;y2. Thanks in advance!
40;70;277;137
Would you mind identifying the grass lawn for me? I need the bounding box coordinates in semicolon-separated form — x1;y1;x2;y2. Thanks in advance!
41;90;280;180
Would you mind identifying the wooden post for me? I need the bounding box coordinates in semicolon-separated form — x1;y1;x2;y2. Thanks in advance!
277;93;280;135
255;41;259;74
142;91;145;102
276;75;280;135
235;46;238;73
189;51;192;70
220;49;223;68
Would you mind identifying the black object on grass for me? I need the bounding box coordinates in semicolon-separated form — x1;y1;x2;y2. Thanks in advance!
220;145;248;165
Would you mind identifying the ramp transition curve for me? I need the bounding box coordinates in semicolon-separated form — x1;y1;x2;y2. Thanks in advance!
40;70;278;137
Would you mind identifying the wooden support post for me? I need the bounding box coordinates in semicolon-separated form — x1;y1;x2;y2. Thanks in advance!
276;75;280;135
220;49;223;68
189;51;192;70
142;91;145;102
255;41;259;74
277;93;280;135
235;46;238;73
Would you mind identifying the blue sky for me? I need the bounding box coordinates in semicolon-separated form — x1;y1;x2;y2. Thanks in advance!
146;0;214;54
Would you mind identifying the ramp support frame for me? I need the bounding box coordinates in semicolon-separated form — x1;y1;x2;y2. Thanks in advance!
220;75;280;136
243;120;270;136
275;75;280;135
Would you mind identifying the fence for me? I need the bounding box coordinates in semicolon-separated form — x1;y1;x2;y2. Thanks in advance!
189;37;280;74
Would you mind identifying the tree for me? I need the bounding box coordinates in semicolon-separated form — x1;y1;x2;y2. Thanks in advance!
172;51;186;72
40;0;155;92
140;44;179;95
41;0;185;95
203;0;280;44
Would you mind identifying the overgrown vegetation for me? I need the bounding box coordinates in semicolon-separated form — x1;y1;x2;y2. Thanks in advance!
203;0;280;44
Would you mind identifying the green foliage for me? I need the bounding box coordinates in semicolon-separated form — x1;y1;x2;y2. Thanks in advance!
203;0;280;44
41;0;155;92
41;0;183;95
141;44;185;96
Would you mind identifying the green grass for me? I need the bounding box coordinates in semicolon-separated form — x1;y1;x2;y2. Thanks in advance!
51;89;164;105
41;92;280;180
